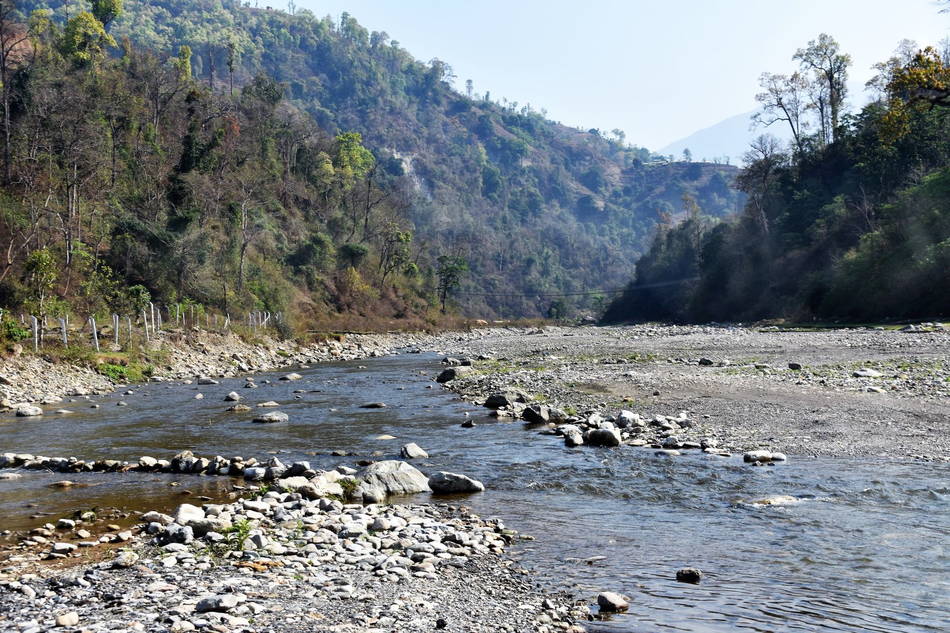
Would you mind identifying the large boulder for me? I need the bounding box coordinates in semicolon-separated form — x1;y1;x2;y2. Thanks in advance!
356;460;430;503
586;428;622;447
561;424;585;447
522;404;550;424
483;390;529;409
428;471;485;494
436;366;474;383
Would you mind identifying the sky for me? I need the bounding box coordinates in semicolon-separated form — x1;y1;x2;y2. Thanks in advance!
295;0;949;151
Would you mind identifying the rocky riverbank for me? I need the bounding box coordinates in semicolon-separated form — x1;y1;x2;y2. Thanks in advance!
425;324;950;461
0;488;587;633
0;327;449;411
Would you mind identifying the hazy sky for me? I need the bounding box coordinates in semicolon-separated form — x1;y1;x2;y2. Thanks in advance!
296;0;949;150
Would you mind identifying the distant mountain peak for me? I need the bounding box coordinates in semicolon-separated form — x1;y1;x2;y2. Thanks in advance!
659;110;792;165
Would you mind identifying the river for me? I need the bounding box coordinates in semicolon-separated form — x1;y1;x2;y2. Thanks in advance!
1;353;948;632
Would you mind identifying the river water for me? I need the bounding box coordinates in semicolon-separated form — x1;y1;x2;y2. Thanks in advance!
1;353;948;632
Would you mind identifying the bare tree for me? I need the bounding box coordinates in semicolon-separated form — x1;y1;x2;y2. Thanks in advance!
754;72;811;154
737;135;788;235
0;1;31;184
794;34;851;143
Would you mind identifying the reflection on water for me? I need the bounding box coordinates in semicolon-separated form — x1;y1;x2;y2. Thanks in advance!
1;354;948;632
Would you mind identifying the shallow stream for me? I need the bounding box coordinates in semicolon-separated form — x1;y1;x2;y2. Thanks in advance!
1;353;947;632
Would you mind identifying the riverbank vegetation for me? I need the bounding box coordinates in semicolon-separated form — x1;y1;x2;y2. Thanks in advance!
5;0;741;323
604;35;950;323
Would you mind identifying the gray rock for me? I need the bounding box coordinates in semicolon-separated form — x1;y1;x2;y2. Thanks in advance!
280;372;303;381
51;542;77;554
597;591;629;612
400;443;429;459
743;450;773;463
676;567;703;584
224;391;241;402
853;368;882;378
586;428;622;447
428;471;485;494
436;366;474;383
788;362;803;370
522;404;550;424
196;377;218;385
253;411;288;423
357;460;430;503
196;594;239;613
483;390;528;409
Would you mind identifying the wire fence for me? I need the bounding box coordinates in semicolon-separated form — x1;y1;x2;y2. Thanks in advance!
0;304;285;353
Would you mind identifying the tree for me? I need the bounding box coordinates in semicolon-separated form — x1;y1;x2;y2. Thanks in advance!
0;0;31;184
753;72;810;154
794;34;851;143
24;248;58;317
60;11;115;66
91;0;122;28
736;134;788;235
435;254;467;313
682;148;692;162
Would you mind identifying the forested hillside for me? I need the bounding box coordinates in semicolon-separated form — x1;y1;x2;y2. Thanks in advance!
603;36;950;323
13;0;740;319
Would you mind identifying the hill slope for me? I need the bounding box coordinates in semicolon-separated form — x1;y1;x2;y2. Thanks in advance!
21;0;743;318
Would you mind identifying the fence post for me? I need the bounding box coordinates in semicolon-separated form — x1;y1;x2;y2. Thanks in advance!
90;317;100;352
143;309;150;342
31;315;38;351
113;314;120;346
60;318;67;346
127;316;132;347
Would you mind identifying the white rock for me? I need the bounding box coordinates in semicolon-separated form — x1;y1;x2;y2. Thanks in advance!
400;443;429;459
55;611;79;627
15;404;43;417
174;503;206;524
253;411;288;423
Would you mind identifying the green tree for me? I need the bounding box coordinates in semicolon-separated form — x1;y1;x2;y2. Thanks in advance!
436;254;467;314
91;0;123;28
60;11;116;66
24;248;58;317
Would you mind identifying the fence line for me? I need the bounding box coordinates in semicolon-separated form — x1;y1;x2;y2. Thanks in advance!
6;304;285;353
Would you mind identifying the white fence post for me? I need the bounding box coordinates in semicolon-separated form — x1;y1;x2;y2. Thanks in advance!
143;309;150;342
31;315;38;351
60;318;67;346
89;317;100;352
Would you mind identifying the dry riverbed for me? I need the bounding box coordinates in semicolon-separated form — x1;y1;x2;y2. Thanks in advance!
0;491;586;633
427;324;950;461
